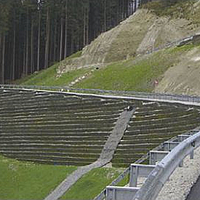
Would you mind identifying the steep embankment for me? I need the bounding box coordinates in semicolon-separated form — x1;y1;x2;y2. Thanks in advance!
155;46;200;96
56;9;156;76
154;1;200;96
57;1;200;75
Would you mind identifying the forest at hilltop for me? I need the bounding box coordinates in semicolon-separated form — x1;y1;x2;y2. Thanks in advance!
0;0;186;84
0;0;140;84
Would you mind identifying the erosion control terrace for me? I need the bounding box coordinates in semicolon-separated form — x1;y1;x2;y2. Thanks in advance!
0;88;200;168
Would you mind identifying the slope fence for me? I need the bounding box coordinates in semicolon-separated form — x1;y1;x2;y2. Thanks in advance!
1;84;200;104
137;34;195;55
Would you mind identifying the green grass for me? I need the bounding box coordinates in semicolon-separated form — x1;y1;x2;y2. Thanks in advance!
0;154;128;200
16;44;196;92
15;51;91;86
19;66;90;86
74;45;194;92
16;44;197;93
61;167;125;200
0;155;77;200
116;173;129;186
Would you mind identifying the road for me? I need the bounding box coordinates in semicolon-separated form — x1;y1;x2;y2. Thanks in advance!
186;175;200;200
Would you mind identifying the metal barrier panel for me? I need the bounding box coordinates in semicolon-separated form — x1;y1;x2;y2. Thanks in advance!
149;151;169;165
130;164;156;187
1;84;200;104
106;186;139;200
178;135;191;142
133;131;200;200
162;142;179;151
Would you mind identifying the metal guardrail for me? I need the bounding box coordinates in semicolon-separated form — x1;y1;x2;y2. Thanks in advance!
94;167;131;200
94;153;149;200
1;84;200;104
103;128;200;200
94;152;149;200
132;129;200;200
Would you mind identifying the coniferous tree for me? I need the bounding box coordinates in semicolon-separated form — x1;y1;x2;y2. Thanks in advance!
0;0;139;83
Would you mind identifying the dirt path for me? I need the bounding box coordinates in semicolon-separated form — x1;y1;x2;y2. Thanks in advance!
44;108;135;200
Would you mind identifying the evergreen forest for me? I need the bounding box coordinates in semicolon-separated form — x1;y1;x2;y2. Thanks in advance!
0;0;141;84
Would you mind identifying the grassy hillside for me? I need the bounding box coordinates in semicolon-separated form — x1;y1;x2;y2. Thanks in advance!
0;154;127;200
74;45;194;92
15;51;89;87
16;64;91;87
17;44;196;93
61;168;127;200
0;155;77;200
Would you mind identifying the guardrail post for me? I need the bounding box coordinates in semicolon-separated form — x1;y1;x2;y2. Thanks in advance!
149;151;169;165
130;164;156;187
179;160;183;167
190;150;194;159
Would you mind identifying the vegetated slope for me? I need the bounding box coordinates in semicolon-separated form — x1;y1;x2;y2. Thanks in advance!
14;51;89;86
0;155;77;200
74;45;195;92
0;155;124;200
60;167;126;200
18;1;200;96
0;89;131;166
1;88;200;200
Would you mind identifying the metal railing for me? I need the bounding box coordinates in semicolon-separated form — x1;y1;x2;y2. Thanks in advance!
103;127;200;200
1;84;200;105
133;129;200;200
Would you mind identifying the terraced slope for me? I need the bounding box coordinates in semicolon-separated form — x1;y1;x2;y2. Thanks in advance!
0;89;130;166
112;101;200;167
0;88;200;169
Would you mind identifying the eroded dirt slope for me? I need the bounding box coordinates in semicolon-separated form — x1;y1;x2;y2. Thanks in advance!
57;3;200;78
155;47;200;96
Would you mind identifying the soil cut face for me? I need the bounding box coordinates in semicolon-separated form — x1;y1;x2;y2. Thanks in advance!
57;7;200;77
155;47;200;96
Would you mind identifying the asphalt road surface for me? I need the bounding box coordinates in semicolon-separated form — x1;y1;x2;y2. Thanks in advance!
186;175;200;200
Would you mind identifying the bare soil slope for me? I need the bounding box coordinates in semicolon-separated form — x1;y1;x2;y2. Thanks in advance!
155;46;200;96
137;17;198;53
57;4;200;77
153;1;200;96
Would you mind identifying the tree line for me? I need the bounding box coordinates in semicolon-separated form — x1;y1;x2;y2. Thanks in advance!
0;0;155;84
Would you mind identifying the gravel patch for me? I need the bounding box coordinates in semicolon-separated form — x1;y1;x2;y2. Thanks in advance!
156;147;200;200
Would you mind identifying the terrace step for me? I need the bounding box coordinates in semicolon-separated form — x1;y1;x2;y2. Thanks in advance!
1;88;200;168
